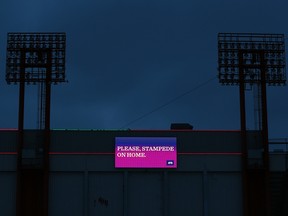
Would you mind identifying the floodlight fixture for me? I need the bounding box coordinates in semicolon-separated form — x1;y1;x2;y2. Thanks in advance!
218;33;286;86
6;32;66;84
5;32;67;130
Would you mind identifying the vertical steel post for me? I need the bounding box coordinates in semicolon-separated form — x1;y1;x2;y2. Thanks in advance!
16;50;26;216
203;168;209;216
163;171;168;216
123;171;128;216
43;50;52;216
239;51;248;216
260;52;271;216
18;51;26;131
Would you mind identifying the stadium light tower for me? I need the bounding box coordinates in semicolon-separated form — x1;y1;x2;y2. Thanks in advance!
218;33;286;216
6;32;66;216
6;32;66;129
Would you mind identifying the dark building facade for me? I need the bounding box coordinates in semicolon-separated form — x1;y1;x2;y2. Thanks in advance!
0;129;287;216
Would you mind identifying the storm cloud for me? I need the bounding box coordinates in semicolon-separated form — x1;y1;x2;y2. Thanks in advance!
0;0;287;138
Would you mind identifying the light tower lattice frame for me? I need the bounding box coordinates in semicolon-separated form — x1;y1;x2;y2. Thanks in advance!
6;32;66;216
218;33;286;216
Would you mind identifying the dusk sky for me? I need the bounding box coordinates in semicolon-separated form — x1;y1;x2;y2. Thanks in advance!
0;0;287;139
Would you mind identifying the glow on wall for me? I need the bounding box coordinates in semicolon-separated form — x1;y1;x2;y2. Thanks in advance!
115;137;177;168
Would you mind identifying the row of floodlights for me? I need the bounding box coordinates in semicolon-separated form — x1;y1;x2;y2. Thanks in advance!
7;60;65;65
220;81;286;86
218;32;284;40
219;74;286;84
8;33;65;42
7;43;65;50
219;52;285;59
219;68;286;75
218;43;284;51
219;60;286;66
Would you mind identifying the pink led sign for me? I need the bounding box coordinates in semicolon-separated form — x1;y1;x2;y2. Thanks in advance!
115;137;177;168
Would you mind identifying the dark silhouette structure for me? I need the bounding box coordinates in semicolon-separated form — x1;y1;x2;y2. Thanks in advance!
218;33;286;216
6;32;66;216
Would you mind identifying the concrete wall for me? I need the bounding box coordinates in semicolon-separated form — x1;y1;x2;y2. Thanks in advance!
48;150;243;216
0;171;16;216
0;130;285;216
48;170;242;216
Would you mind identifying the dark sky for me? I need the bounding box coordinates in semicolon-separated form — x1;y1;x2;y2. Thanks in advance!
0;0;287;138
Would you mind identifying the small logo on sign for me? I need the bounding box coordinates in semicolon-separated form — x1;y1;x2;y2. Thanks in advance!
166;160;174;166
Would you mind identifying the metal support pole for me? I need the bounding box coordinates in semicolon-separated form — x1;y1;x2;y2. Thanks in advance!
163;171;168;216
84;170;89;216
123;171;128;216
16;50;26;216
45;50;52;131
18;51;25;131
203;168;209;216
260;52;270;216
239;51;248;216
43;51;52;216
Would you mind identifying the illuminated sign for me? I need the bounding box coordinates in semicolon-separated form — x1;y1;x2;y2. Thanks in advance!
115;137;177;168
